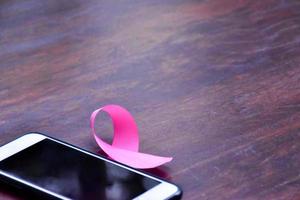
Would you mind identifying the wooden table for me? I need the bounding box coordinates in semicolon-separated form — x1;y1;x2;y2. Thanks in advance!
0;0;299;199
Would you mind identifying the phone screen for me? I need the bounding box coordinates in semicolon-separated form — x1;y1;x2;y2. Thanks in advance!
0;139;160;200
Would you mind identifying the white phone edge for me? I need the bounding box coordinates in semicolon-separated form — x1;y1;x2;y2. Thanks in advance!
0;133;180;200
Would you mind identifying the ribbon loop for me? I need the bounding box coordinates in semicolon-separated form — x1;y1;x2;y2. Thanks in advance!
90;105;172;169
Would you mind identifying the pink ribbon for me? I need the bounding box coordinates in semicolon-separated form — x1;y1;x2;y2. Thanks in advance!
90;105;172;169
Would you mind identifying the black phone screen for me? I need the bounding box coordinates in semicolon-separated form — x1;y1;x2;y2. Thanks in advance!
0;139;160;200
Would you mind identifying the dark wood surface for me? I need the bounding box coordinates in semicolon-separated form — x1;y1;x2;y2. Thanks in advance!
1;0;300;199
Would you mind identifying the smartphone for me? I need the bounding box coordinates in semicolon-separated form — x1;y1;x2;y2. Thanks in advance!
0;133;182;200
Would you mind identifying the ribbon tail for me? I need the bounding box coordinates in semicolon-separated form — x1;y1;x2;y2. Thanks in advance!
94;135;172;169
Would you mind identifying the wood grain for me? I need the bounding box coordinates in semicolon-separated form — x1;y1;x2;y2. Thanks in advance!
0;0;300;199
